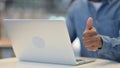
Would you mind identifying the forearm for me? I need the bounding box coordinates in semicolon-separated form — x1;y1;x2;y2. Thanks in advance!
98;35;120;62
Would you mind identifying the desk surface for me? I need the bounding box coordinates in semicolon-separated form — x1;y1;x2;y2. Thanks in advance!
0;58;120;68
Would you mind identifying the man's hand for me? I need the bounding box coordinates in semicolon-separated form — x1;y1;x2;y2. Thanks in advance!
82;17;103;51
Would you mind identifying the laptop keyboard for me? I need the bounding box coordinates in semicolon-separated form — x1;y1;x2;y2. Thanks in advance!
76;57;95;64
76;59;84;62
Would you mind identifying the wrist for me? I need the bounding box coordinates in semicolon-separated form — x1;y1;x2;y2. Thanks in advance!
98;36;103;49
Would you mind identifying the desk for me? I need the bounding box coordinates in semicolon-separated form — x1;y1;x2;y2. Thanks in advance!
0;58;119;68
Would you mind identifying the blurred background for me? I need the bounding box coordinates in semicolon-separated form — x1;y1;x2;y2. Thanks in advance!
0;0;75;19
0;0;76;59
0;0;75;38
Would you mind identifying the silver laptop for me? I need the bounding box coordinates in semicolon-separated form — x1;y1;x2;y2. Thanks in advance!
3;19;95;65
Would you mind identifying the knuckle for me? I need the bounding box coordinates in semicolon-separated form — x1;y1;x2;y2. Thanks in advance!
83;32;87;37
82;37;85;41
83;31;97;37
82;37;87;41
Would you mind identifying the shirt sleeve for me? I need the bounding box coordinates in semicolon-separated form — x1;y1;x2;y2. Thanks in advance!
66;8;77;42
97;9;120;62
98;30;120;62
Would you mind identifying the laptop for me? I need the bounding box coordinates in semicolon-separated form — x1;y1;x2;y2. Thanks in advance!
3;19;95;65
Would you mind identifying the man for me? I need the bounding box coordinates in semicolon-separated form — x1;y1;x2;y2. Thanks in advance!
66;0;120;62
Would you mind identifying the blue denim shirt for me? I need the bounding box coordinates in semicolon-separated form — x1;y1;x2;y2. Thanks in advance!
66;0;120;62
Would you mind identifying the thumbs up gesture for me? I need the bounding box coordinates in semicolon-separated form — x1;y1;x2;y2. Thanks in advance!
82;17;103;51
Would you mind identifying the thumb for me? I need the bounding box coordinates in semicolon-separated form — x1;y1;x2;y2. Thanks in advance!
86;17;93;30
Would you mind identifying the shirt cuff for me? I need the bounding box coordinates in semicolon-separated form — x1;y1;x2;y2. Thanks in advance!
97;35;112;54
